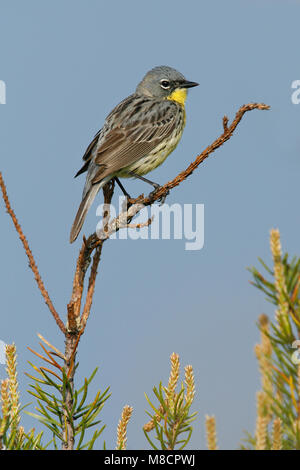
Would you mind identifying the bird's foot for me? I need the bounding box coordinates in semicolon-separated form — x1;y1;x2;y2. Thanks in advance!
149;186;169;206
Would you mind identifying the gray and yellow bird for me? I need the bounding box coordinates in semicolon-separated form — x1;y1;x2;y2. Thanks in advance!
70;65;198;243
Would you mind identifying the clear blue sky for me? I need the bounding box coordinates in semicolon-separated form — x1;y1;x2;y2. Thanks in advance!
0;0;299;449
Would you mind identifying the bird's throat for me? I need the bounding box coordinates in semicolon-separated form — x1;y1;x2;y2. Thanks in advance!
167;88;187;107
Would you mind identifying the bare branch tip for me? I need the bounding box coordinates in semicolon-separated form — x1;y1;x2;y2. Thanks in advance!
223;115;229;131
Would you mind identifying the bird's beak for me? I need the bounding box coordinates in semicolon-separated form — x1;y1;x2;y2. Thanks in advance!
181;80;199;89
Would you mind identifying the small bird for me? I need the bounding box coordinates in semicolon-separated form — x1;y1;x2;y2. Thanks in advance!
70;65;198;243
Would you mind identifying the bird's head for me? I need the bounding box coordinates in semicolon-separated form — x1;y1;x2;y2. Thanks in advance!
136;65;199;106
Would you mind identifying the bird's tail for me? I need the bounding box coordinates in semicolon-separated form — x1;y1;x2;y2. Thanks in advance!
69;183;101;243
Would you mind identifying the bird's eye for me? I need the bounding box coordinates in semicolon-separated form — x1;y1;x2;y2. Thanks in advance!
160;80;170;89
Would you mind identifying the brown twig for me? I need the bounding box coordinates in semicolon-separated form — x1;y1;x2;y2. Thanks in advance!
126;216;154;229
66;181;115;335
80;181;114;332
67;243;86;333
223;115;229;131
0;172;66;334
80;245;103;333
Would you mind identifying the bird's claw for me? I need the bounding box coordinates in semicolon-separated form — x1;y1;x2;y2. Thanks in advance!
149;187;169;206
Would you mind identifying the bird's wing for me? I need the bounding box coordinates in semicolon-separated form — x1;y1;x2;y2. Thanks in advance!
83;129;101;161
91;98;181;184
74;95;137;178
74;130;101;177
